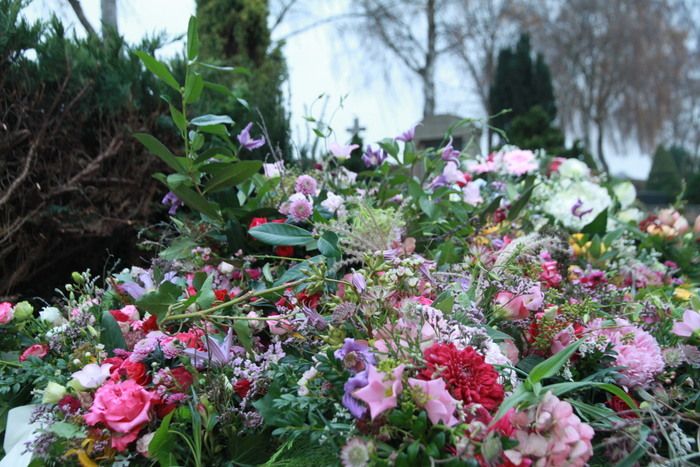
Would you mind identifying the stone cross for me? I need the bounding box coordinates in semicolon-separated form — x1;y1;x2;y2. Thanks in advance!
346;117;366;137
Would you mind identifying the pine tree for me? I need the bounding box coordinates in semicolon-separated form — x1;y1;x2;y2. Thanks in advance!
647;145;682;197
488;33;559;147
195;0;290;160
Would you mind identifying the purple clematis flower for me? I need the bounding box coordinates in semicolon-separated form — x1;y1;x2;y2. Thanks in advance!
441;137;460;164
162;191;183;216
342;370;369;419
396;124;417;142
237;122;266;150
182;328;243;367
361;146;387;168
334;338;376;374
571;198;593;219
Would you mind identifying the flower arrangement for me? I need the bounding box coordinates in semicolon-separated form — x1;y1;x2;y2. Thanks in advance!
1;17;700;467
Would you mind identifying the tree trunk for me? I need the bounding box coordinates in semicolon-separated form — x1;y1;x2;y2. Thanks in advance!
595;118;609;174
101;0;118;35
422;0;436;117
66;0;97;36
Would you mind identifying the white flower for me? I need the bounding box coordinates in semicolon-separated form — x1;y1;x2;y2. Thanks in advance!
42;382;66;404
542;180;612;230
613;181;636;208
262;161;284;178
71;363;113;389
217;261;234;275
321;191;345;214
618;208;644;224
39;306;65;326
557;159;590;179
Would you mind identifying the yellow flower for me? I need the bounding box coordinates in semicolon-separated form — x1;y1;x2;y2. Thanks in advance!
674;288;693;301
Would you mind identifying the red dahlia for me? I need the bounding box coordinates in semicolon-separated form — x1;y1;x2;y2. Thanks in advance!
419;343;504;412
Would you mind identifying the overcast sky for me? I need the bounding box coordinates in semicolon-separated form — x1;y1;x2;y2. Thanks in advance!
23;0;650;178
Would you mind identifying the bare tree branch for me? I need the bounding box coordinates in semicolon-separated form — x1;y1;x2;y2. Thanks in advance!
65;0;98;36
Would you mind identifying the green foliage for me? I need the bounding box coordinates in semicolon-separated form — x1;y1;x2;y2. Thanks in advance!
195;0;290;160
508;106;566;154
647;145;682;197
489;34;557;133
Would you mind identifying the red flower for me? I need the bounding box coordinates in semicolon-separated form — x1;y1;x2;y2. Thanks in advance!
141;315;159;333
249;217;268;230
19;344;49;362
109;309;130;322
608;394;639;419
122;360;150;385
214;289;230;302
234;379;252;398
419;343;504;412
169;367;194;392
274;246;294;257
58;395;82;414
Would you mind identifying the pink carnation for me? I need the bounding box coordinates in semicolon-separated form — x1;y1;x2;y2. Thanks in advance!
587;318;664;387
503;149;537;176
286;193;313;222
507;391;594;467
294;175;318;196
84;379;157;451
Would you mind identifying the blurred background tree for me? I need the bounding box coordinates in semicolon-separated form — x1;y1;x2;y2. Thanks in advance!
195;0;291;161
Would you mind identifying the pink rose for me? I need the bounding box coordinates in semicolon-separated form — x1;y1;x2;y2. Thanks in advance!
84;380;157;451
0;302;13;324
494;285;544;320
19;344;48;362
551;326;574;355
267;314;294;335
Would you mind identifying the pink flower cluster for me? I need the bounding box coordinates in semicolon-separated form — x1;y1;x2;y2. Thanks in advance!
505;392;594;467
587;318;664;387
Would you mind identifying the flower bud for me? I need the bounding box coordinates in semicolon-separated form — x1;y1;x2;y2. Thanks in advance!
71;272;85;285
42;381;67;404
13;301;34;321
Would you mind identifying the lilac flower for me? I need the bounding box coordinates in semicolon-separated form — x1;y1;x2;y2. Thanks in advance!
441;137;460;164
351;272;366;293
672;310;700;338
329;142;359;160
334;338;376;373
119;268;178;300
295;175;318;196
162;191;183;216
301;305;328;330
361;146;387;168
343;370;369;419
237;122;265;150
571;198;593;219
396;124;417;142
182;328;242;367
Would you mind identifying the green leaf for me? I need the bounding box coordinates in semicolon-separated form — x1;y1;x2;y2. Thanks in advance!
136;281;183;321
432;291;454;313
184;71;204;104
149;411;176;466
614;425;650;467
582;209;608;235
507;181;535;221
169;104;186;132
50;422;84;439
134;50;180;91
234;320;253;357
203;161;262;194
378;138;399;158
186;16;199;61
100;310;126;353
419;196;437;218
490;385;535;426
169;185;221;221
203;81;232;96
546;382;638;413
527;340;582;385
317;231;341;258
479;195;503;223
195;274;215;309
159;238;197;260
134;133;183;173
190;114;234;126
273;256;323;286
249;223;314;246
484;326;513;342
